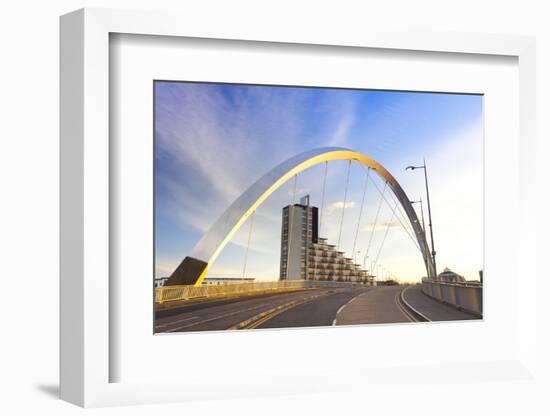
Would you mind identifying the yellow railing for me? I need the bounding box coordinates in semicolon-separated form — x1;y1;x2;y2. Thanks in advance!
155;280;306;304
155;279;365;304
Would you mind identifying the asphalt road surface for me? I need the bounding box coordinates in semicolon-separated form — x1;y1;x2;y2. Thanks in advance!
254;289;369;329
155;287;370;333
155;284;479;333
334;285;412;325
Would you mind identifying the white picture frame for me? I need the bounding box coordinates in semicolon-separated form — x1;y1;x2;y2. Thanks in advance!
60;7;537;407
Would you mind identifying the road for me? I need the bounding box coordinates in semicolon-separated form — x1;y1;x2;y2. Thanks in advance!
155;287;370;333
334;286;412;325
155;284;479;333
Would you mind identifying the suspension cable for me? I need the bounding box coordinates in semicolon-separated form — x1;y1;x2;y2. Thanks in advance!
386;188;416;238
241;210;255;279
373;200;399;267
357;164;421;253
352;166;370;264
314;162;329;281
284;175;298;279
367;174;421;252
319;161;328;238
337;160;352;251
364;181;387;265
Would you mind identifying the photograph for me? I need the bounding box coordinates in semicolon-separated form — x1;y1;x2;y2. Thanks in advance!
153;81;483;333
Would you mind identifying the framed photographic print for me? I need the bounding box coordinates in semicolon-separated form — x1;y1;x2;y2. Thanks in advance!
60;8;537;407
153;80;483;334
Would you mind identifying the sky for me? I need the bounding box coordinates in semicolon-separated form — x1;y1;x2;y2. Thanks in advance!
154;81;483;283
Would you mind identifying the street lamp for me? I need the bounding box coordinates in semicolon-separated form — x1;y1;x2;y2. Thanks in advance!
410;197;426;234
406;160;437;278
366;259;374;280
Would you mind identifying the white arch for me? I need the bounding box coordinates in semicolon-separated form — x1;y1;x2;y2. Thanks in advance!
167;147;434;286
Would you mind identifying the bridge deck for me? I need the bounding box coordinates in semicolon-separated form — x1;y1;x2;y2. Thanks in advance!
155;285;480;333
155;287;369;333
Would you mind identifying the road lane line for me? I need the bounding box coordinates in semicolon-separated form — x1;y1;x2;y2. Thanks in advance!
155;316;200;329
164;303;271;332
164;290;324;332
230;300;301;330
233;293;326;330
246;300;306;329
332;291;368;326
400;286;431;322
395;289;415;322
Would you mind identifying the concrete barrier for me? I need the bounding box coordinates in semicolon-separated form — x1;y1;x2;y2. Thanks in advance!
421;281;482;316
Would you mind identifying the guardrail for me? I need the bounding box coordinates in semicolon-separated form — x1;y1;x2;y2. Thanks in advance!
155;279;365;304
421;280;482;316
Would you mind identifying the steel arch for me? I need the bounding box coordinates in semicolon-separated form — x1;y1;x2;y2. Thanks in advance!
166;147;434;286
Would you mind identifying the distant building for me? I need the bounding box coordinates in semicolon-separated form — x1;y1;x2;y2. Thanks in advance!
154;277;169;288
201;277;255;285
280;195;373;284
437;267;466;283
156;276;255;287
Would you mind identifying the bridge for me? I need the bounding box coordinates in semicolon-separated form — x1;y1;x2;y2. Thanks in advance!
156;147;481;332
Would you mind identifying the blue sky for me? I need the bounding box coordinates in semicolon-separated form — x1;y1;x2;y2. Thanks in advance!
155;81;483;282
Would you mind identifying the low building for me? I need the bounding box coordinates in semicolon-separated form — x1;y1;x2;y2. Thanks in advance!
201;277;255;285
437;267;466;283
156;276;255;287
154;277;169;288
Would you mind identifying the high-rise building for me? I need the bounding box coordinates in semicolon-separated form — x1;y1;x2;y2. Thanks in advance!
279;195;373;283
279;195;318;280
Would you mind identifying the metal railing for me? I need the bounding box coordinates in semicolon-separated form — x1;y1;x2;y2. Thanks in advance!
155;279;365;304
421;280;482;316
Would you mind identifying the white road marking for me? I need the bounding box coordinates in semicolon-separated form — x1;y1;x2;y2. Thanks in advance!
332;291;368;326
155;316;200;329
164;291;321;332
165;303;269;332
400;286;432;322
394;290;415;322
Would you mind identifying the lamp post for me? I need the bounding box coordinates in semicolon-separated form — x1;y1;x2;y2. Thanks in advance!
368;259;374;281
353;250;361;283
410;197;426;234
406;160;437;278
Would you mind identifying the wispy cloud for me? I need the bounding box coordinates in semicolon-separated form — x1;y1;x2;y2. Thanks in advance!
155;83;483;282
327;113;355;146
362;220;401;232
327;201;356;211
